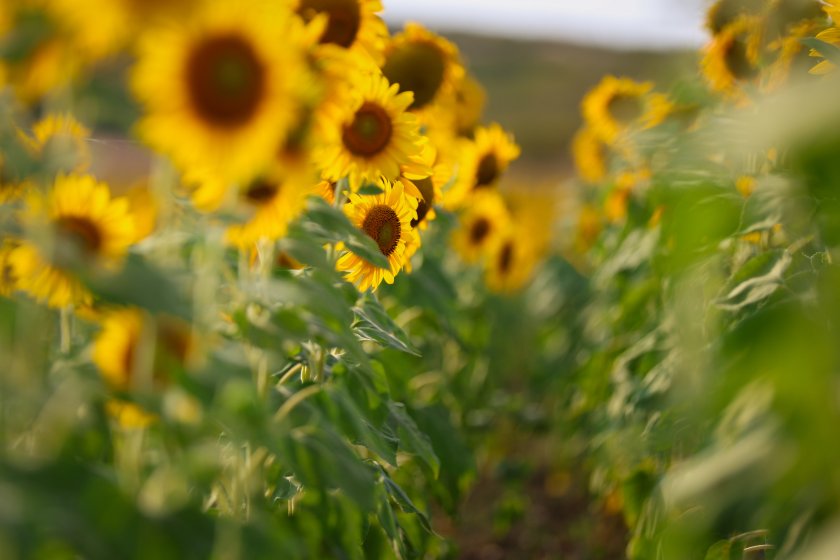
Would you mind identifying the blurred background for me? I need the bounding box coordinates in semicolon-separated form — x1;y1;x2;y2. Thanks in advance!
384;0;705;184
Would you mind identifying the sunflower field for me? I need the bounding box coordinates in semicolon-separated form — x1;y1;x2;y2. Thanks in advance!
3;0;840;558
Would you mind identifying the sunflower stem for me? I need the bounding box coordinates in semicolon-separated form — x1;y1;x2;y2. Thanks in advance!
59;306;72;354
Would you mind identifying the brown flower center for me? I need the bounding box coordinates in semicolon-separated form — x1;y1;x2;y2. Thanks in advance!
297;0;362;48
54;216;102;259
475;153;500;189
469;217;491;245
607;93;644;124
186;34;266;128
410;177;435;227
382;41;447;110
362;204;401;257
498;241;514;274
243;179;279;204
724;37;760;81
342;102;393;157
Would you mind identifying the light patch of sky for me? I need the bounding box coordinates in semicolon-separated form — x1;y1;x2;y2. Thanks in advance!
382;0;710;50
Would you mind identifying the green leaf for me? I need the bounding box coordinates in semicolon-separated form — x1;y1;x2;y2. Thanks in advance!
379;468;433;534
387;404;439;477
353;293;421;356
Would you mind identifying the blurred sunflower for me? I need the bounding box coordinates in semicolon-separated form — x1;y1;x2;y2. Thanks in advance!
381;22;465;112
582;76;671;145
701;17;763;101
12;174;135;308
318;72;424;189
573;126;609;185
337;178;418;291
93;308;196;427
451;190;510;263
293;0;388;63
444;123;520;209
225;170;312;248
131;0;305;183
484;227;540;294
21;113;91;172
765;19;824;89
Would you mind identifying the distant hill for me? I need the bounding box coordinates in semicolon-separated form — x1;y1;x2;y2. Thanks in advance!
448;32;696;180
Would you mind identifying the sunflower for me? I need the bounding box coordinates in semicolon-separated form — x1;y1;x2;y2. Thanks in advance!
573;126;609;185
381;22;465;112
93;307;196;427
131;0;306;183
444;123;520;209
604;169;650;224
451;190;510;264
21;113;91;172
701;17;764;101
484;226;541;294
225;169;312;248
336;178;419;291
317;72;424;189
12;174;135;308
582;76;671;145
293;0;388;64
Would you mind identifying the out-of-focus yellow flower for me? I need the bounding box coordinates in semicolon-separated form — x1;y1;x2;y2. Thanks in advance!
484;225;541;294
604;169;650;224
381;22;465;112
293;0;389;64
93;307;198;428
706;0;766;34
125;183;159;242
582;76;670;145
337;179;418;291
445;123;520;209
21;113;91;172
317;72;424;189
765;20;824;89
575;203;603;254
12;174;135;308
131;0;306;183
451;190;510;263
736;175;758;197
573;126;609;185
224;170;312;248
701;16;763;102
0;155;24;205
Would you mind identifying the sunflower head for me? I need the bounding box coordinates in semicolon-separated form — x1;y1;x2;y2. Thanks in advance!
706;0;767;34
22;113;91;173
132;1;306;183
13;174;135;308
224;168;312;248
318;72;424;189
381;22;465;112
336;178;419;291
444;123;520;209
295;0;387;62
484;225;541;294
582;76;669;145
701;17;764;101
451;190;511;263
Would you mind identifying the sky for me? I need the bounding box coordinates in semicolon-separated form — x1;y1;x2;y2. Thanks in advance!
382;0;710;50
